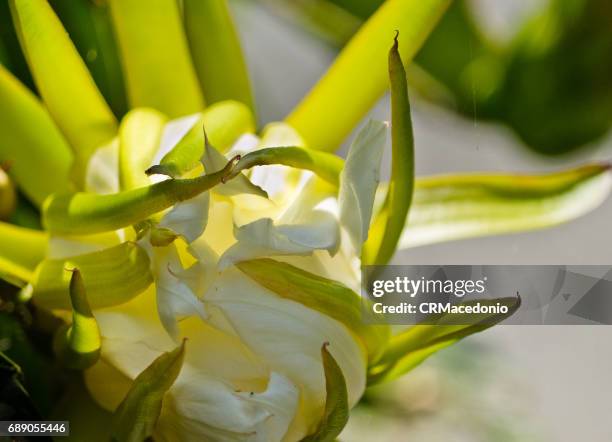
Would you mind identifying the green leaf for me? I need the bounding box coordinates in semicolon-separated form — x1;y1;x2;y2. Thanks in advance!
31;242;152;310
118;108;167;191
367;297;520;385
237;258;390;363
108;0;204;117
301;344;349;442
43;156;239;235
49;0;128;117
111;340;186;442
53;268;101;370
401;164;612;248
0;64;73;206
151;100;255;178
362;34;415;265
184;0;255;113
10;0;118;175
0;221;47;283
286;0;450;150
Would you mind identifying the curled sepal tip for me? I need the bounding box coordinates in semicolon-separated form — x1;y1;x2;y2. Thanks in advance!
53;268;101;370
111;339;187;442
300;343;349;442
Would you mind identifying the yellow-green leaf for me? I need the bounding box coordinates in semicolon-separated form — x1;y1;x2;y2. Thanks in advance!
0;222;47;283
108;0;204;117
301;344;349;442
111;340;186;442
401;164;612;248
53;268;101;370
286;0;450;150
184;0;255;113
368;297;520;385
237;258;390;363
151;100;255;178
0;64;73;206
10;0;117;174
43;156;239;235
31;242;152;310
362;34;415;265
119;108;167;191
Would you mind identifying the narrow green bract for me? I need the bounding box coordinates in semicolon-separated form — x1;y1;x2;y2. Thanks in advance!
108;0;204;117
368;297;521;384
153;100;255;178
111;340;186;442
10;0;117;176
301;344;349;442
0;64;73;206
183;0;255;112
237;258;390;363
362;34;415;265
53;268;101;370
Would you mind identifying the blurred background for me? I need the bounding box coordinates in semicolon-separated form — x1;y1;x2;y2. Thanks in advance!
227;0;612;440
2;0;611;440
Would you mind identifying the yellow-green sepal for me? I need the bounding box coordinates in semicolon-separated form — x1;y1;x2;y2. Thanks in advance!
31;242;152;310
237;258;390;364
367;297;521;385
53;268;101;370
300;343;349;442
150;100;255;178
362;34;415;266
111;340;186;442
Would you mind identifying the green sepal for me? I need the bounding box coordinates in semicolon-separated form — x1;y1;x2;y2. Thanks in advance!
107;0;204;117
10;0;117;180
0;221;47;283
300;343;349;442
184;0;255;113
151;100;255;178
367;296;521;385
362;33;415;266
111;340;186;442
31;242;153;310
53;268;101;370
237;258;390;364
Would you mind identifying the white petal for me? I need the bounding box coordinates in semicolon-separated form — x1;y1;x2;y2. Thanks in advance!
159;192;210;243
153;244;207;339
338;120;387;253
205;268;367;440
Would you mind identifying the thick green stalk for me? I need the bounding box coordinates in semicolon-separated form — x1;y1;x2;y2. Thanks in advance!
43;157;239;235
0;64;73;206
286;0;450;150
10;0;118;173
108;0;204;117
183;0;255;113
362;34;415;265
232;146;344;186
